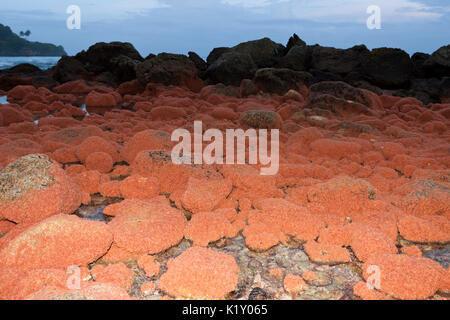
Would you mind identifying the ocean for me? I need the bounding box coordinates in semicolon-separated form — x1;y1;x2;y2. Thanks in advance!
0;56;60;70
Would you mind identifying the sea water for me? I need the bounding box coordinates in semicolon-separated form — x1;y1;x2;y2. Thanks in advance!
0;56;60;70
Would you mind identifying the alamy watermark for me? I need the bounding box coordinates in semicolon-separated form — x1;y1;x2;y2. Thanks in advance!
367;5;381;30
171;121;279;175
66;5;81;30
366;265;381;290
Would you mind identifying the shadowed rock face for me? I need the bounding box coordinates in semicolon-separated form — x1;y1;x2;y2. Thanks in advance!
136;53;202;92
205;51;257;86
360;48;413;88
74;42;143;72
253;68;312;95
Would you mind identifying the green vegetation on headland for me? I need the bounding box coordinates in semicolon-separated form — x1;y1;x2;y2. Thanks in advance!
0;23;66;56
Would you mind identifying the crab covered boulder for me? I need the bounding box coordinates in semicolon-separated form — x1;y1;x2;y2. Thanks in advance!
0;154;82;224
158;247;239;299
107;198;186;255
0;214;113;272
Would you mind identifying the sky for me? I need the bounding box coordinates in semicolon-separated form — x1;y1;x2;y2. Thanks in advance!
1;0;449;58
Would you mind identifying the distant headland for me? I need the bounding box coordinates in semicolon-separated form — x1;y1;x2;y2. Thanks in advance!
0;23;66;56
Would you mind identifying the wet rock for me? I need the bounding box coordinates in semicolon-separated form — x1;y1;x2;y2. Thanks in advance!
423;247;450;268
248;287;271;300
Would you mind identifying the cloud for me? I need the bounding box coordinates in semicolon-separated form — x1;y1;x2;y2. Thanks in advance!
221;0;444;22
1;0;171;21
2;0;446;24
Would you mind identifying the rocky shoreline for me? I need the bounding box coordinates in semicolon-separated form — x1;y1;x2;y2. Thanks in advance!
0;35;449;300
1;34;449;104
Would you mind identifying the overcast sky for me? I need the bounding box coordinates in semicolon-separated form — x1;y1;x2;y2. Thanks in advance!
1;0;449;58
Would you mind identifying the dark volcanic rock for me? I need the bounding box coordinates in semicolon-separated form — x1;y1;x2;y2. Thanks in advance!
74;42;143;82
136;53;202;92
310;69;343;83
430;45;450;69
188;51;207;72
253;68;312;95
276;45;309;71
412;52;431;78
422;45;450;78
423;246;450;269
109;55;141;83
440;77;450;102
75;42;143;71
307;81;380;115
201;83;240;98
309;81;373;107
240;79;259;97
7;64;41;74
53;56;89;83
285;33;306;53
307;93;370;116
205;51;257;86
0;64;47;91
411;78;442;102
311;45;369;75
232;37;285;68
361;48;413;87
206;47;232;65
